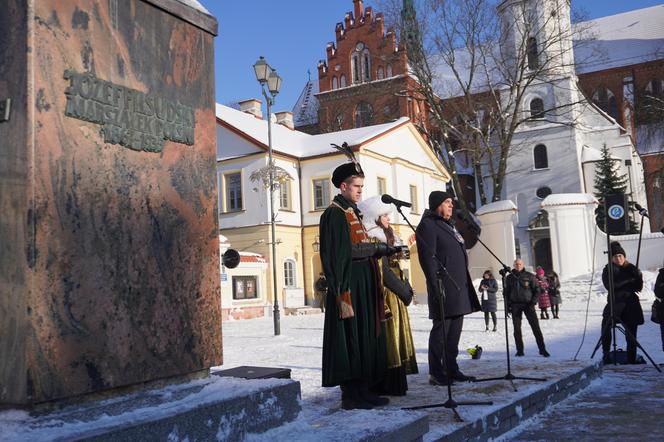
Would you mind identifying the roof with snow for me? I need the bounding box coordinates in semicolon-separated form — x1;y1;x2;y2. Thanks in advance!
239;252;267;264
575;5;664;74
292;79;319;127
216;103;411;159
541;193;598;207
475;200;518;215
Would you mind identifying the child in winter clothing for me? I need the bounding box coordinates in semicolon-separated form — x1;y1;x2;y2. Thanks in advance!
546;270;562;318
535;267;551;319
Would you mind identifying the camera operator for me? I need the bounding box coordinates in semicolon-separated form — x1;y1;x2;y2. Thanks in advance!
416;191;481;385
601;241;644;364
504;259;550;357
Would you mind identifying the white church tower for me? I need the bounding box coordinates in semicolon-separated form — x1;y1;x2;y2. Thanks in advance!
493;0;649;269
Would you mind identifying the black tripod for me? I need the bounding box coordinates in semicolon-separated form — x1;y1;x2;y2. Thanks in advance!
465;226;547;391
589;214;661;372
394;206;492;421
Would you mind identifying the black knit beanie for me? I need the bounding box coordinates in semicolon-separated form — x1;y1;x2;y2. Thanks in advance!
428;191;452;211
610;241;626;257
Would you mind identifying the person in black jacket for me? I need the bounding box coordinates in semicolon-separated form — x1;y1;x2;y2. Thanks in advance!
601;241;644;364
478;270;498;332
416;191;481;385
654;268;664;351
504;259;550;357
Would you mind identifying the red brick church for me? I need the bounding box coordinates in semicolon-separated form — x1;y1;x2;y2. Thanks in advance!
293;0;664;232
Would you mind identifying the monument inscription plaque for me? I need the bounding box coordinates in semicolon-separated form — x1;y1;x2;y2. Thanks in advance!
0;0;221;405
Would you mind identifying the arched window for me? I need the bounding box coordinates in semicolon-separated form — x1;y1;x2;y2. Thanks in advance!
351;42;371;84
331;76;338;90
377;66;384;80
334;113;345;130
340;74;347;88
530;97;545;119
533;144;548;169
645;78;664;97
527;37;539;69
592;87;619;121
354;102;373;128
386;63;393;77
283;259;296;288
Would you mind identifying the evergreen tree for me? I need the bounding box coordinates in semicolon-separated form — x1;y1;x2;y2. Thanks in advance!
593;144;638;233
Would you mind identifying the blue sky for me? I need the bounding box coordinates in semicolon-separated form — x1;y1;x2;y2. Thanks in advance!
198;0;664;114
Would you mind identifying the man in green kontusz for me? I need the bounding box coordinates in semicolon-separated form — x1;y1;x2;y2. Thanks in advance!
319;155;402;410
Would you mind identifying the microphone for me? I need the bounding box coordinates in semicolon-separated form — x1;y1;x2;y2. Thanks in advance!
381;194;412;209
634;203;649;218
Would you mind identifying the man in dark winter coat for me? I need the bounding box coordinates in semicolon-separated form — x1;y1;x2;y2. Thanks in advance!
504;259;550;357
601;241;644;363
416;191;481;385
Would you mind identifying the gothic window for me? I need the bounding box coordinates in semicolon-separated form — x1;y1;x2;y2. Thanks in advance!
530;97;545;119
363;50;371;82
592;87;619;121
533;144;548;169
354;102;373;128
332;76;338;90
645;78;664;96
386;64;393;77
351;42;371;84
334;113;345;130
377;66;384;80
527;37;539;70
340;74;347;87
352;54;361;84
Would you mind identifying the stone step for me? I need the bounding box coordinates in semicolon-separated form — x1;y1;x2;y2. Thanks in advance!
1;375;301;442
247;408;429;442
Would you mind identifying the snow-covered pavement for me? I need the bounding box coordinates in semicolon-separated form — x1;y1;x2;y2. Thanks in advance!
220;271;664;441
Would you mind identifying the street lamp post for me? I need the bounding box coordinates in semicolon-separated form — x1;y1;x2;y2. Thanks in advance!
253;56;282;336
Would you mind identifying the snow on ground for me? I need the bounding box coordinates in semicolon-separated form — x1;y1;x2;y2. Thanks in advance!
220;270;664;441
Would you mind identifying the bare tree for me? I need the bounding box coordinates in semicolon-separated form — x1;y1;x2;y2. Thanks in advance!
378;0;594;215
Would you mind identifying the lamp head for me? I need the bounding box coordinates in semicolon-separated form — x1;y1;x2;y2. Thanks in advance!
268;70;282;96
253;56;270;83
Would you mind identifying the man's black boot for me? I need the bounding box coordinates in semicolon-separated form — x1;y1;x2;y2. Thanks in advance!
359;384;389;406
341;382;373;410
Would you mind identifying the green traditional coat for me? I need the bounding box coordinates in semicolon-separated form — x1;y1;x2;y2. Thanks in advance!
320;195;387;387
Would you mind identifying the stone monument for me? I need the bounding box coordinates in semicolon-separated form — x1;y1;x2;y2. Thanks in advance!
0;0;221;406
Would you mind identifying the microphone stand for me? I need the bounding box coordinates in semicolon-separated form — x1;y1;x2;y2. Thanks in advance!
464;226;547;391
635;209;647;268
395;205;492;422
